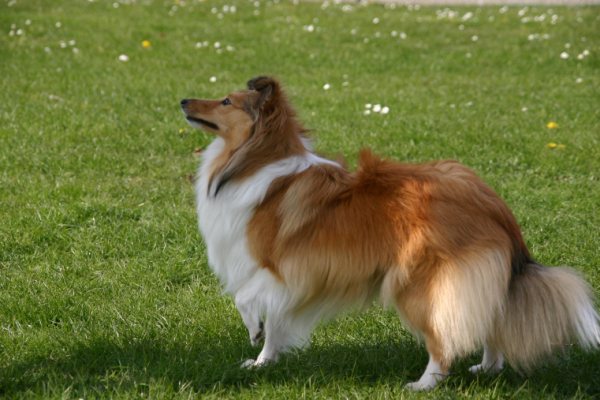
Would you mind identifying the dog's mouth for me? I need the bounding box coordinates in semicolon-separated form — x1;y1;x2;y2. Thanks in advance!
185;116;220;131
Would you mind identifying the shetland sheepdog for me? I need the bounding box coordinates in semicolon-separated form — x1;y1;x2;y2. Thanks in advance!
180;76;600;390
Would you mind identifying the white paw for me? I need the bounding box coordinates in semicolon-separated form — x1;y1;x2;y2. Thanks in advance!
253;355;274;367
468;363;503;374
469;363;485;374
240;357;273;369
240;359;257;369
405;381;436;391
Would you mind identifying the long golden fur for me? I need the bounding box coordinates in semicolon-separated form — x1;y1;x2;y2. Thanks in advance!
180;76;600;390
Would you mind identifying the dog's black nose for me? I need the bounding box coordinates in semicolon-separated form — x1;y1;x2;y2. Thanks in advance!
180;99;189;106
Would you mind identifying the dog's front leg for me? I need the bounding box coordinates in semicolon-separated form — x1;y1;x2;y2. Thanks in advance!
234;293;264;346
243;316;292;367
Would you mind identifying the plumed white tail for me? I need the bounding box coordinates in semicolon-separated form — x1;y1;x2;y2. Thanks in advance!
495;264;600;370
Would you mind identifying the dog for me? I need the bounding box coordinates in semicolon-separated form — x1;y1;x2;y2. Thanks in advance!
180;76;600;390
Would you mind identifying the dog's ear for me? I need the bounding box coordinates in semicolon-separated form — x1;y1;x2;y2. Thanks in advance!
247;76;278;110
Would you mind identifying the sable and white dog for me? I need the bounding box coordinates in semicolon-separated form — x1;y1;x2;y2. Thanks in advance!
180;76;600;390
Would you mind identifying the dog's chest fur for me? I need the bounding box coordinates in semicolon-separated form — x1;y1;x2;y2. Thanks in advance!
195;138;329;294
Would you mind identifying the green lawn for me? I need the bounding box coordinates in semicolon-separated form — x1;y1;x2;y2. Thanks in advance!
1;0;599;398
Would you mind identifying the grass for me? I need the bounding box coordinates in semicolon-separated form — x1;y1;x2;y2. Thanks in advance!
1;0;599;398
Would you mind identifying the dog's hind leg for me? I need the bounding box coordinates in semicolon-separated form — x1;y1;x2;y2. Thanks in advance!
405;334;449;390
468;343;504;374
384;268;449;390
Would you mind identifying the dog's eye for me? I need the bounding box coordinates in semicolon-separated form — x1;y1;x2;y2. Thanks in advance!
222;98;231;106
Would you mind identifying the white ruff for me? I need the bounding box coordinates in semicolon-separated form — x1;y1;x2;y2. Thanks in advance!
195;137;336;296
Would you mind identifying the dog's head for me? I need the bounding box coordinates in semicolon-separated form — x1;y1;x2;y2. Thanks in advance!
180;76;281;140
181;76;307;196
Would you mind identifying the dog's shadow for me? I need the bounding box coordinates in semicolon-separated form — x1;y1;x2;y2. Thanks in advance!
3;329;599;397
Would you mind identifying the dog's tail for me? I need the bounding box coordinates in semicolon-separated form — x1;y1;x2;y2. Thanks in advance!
494;263;600;370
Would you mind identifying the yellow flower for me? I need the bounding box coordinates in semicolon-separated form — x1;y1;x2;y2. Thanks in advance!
546;142;558;149
179;128;186;134
142;40;152;49
546;121;558;129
